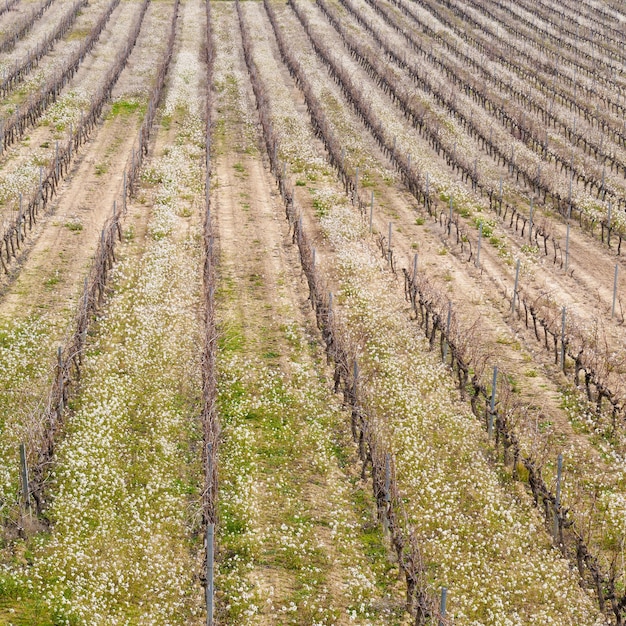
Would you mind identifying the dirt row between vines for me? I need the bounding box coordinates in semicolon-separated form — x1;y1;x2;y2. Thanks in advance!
210;3;408;623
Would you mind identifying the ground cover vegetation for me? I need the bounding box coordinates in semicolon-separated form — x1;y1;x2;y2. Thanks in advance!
0;0;625;624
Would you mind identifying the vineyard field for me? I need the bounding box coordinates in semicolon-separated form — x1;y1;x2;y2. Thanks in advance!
0;0;625;624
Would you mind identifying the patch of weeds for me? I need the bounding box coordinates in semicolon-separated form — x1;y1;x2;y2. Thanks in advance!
44;275;60;288
290;158;305;174
490;235;505;250
560;385;598;435
219;323;245;353
507;374;520;393
415;217;425;225
109;99;142;118
233;162;245;173
473;217;495;237
66;27;89;41
94;162;107;176
538;417;553;432
515;462;530;483
295;179;306;186
64;219;83;232
312;196;328;217
328;440;349;468
0;595;55;626
496;336;521;350
521;244;539;255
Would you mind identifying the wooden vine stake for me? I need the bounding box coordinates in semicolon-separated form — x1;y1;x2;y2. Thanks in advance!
560;307;566;372
511;259;520;313
19;443;30;511
489;366;497;438
206;442;214;626
438;587;447;626
383;452;390;534
553;453;563;542
443;302;451;362
612;264;618;319
123;171;127;213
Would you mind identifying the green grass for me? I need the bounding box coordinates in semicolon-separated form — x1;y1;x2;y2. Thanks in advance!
95;160;109;175
219;322;245;353
64;220;83;232
109;99;143;118
312;196;328;217
0;574;55;626
43;276;60;288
